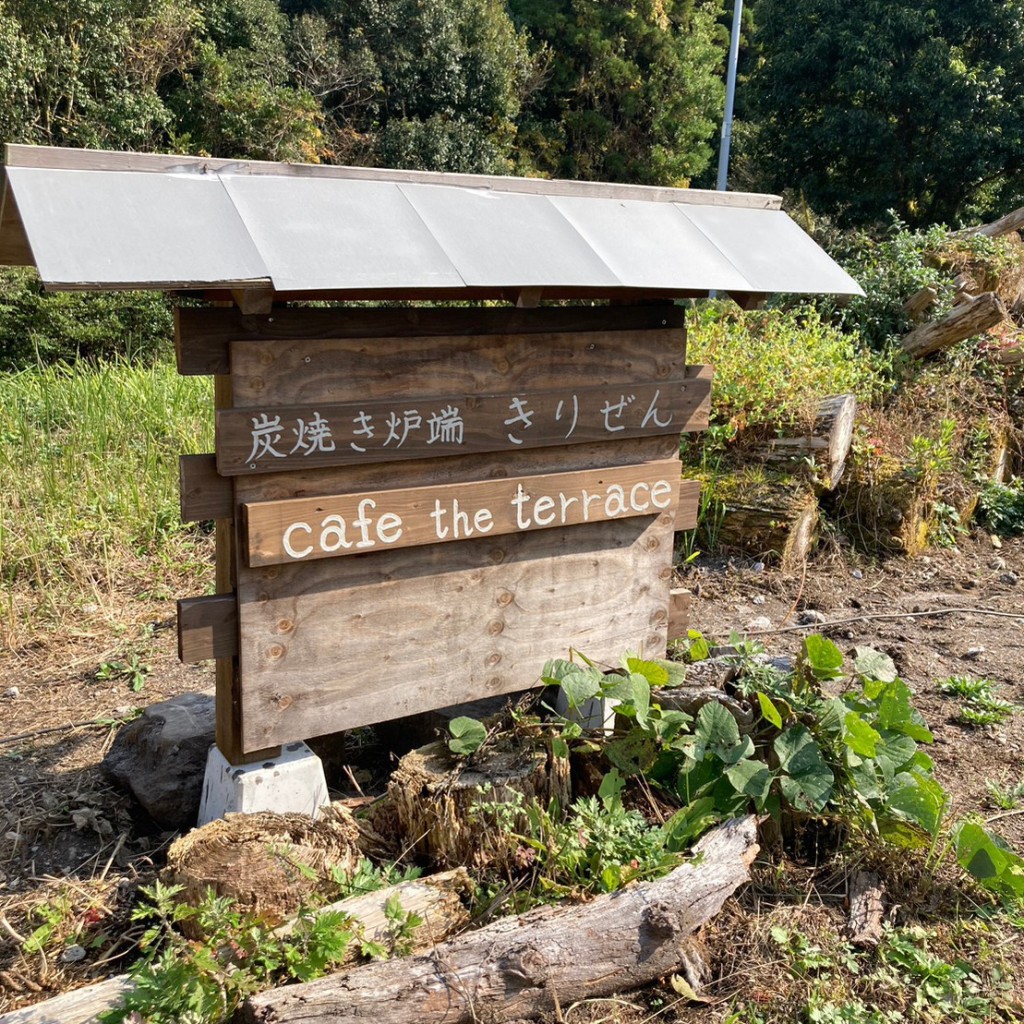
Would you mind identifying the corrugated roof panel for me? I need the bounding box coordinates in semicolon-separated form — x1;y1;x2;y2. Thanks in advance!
678;205;863;296
5;166;268;287
221;176;465;292
551;195;750;292
399;184;620;289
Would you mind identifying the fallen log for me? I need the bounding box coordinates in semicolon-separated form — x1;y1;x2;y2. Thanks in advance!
901;292;1006;358
989;343;1024;366
754;394;856;491
240;816;759;1024
0;871;472;1024
966;205;1024;239
0;975;133;1024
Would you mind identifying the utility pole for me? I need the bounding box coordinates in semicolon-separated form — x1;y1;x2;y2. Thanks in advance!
716;0;744;192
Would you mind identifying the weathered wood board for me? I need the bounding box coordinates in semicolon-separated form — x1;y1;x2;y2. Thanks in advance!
175;303;686;376
215;376;710;474
242;460;688;567
176;307;707;757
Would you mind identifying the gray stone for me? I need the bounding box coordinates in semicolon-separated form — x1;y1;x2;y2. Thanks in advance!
102;693;214;829
745;616;772;632
991;556;1008;571
4;686;19;699
1001;572;1019;586
851;569;864;580
797;609;828;626
963;646;985;660
752;595;766;606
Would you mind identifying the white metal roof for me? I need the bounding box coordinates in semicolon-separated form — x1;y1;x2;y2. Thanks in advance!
0;145;862;298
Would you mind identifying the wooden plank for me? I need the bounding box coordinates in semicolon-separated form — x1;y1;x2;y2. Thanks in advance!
0;175;34;267
667;588;692;643
232;436;681;751
179;453;234;521
228;330;689;407
177;594;239;661
215;375;710;475
0;974;133;1024
243;459;685;567
6;144;782;211
175;305;685;376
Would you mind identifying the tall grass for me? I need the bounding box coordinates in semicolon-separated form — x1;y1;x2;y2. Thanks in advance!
0;359;213;647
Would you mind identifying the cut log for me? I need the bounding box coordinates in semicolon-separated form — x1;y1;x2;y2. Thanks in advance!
901;292;1006;358
163;809;362;935
847;870;885;948
0;975;133;1024
903;285;938;319
989;343;1024;366
388;739;570;872
950;272;977;307
240;816;759;1024
273;868;472;953
711;469;820;569
755;394;857;490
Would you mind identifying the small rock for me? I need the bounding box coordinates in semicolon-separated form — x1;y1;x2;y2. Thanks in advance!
60;944;86;964
920;556;932;565
961;579;978;590
991;556;1008;571
81;603;99;616
851;569;864;580
745;616;772;632
1001;572;1019;586
752;595;766;606
963;646;985;660
751;561;766;574
4;686;19;699
102;693;215;829
991;534;1003;549
797;609;828;626
113;705;133;717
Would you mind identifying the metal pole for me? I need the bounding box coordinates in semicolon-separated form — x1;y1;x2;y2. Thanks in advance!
716;0;744;192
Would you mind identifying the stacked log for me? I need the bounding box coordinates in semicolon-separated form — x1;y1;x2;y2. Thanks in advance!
901;292;1006;358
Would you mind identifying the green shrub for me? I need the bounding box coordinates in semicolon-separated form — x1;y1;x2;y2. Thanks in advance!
686;302;887;449
0;268;174;370
977;479;1024;537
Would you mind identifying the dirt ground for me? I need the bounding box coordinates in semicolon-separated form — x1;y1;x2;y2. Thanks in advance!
0;534;1022;1016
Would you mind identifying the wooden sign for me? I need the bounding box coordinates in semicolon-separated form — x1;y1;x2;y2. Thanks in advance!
216;378;709;475
242;460;685;567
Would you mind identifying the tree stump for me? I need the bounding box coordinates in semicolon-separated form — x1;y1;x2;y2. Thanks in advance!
163;809;362;934
388;739;570;871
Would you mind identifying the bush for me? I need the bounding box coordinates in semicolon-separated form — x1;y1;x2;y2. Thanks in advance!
0;269;174;370
977;478;1024;536
686;302;888;449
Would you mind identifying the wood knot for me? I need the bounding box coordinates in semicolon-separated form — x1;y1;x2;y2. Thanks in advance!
643;900;679;939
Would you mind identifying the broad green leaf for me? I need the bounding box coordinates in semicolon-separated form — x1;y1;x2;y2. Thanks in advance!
687;630;711;662
874;730;918;780
695;702;753;763
557;667;604;709
552;737;569;759
624;656;670;688
598;767;626;808
652;709;692;742
603;673;651;727
853;646;897;683
725;758;773;806
663;797;720;851
757;692;783;729
849;760;882;802
844;712;881;758
800;635;845;680
540;658;577;684
887;770;949;838
605;730;658;777
447;716;487;756
877;680;933;742
954;822;1024;899
774;725;834;813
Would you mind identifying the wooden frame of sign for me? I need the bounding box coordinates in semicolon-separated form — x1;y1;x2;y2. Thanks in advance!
176;303;710;763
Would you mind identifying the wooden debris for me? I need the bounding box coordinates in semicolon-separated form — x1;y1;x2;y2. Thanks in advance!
847;870;885;948
903;285;938;320
755;394;857;491
163;809;362;935
240;816;760;1024
989;343;1024;366
388;739;570;871
901;292;1006;358
951;272;977;306
964;205;1024;239
273;868;472;953
0;975;133;1024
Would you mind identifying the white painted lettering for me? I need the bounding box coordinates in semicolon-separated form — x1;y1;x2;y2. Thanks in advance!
319;514;352;553
474;508;494;533
353;498;377;549
559;492;579;523
430;499;450;539
377;512;403;544
650;479;673;509
283;521;314;559
629;482;650;512
452;498;473;538
533;494;556;526
582;490;602;521
605;484;627;517
511;484;532;528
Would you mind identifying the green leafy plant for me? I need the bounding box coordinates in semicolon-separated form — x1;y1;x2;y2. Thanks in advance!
977;478;1024;537
96;654;151;692
447;716;488;757
985;778;1024;811
939;676;1016;728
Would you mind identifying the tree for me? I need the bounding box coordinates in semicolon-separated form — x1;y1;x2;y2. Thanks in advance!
507;0;728;186
280;0;536;173
745;0;1024;226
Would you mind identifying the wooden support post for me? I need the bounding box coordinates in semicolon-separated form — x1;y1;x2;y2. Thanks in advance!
231;286;275;315
668;587;692;642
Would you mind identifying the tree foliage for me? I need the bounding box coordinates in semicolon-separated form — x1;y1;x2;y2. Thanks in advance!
744;0;1024;226
508;0;728;185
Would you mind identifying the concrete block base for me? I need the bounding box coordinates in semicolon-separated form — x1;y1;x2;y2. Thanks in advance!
197;742;330;826
554;688;618;734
